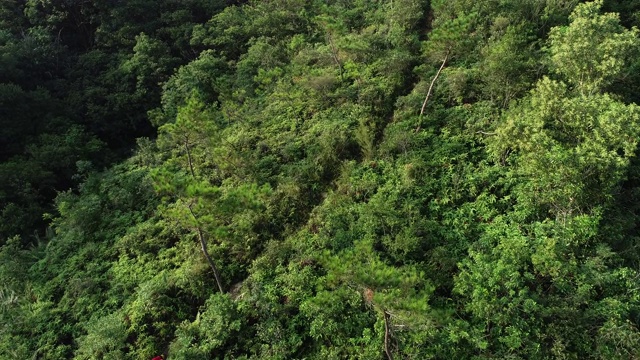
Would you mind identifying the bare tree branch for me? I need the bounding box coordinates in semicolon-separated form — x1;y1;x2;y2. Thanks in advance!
475;131;497;136
420;52;449;117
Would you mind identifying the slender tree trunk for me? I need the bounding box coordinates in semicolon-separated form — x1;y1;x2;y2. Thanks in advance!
187;204;224;293
327;34;344;82
184;137;196;178
383;310;394;360
183;136;224;292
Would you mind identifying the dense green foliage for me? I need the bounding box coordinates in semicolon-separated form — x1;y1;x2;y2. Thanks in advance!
3;0;640;358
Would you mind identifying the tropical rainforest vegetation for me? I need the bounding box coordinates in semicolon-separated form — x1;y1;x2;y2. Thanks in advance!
2;0;640;358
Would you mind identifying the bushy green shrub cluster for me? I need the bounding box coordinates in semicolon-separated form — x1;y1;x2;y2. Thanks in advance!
3;0;640;358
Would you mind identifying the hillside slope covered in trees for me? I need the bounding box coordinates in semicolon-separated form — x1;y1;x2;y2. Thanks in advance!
3;0;640;358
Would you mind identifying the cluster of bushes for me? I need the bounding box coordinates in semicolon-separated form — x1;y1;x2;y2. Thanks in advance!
3;0;640;358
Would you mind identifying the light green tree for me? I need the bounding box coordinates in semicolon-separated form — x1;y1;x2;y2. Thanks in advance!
548;0;639;95
457;2;640;357
490;0;640;220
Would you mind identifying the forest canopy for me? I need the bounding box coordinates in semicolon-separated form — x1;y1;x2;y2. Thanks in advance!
2;0;640;359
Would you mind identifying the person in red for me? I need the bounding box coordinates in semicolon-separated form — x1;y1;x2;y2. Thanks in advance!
152;356;163;360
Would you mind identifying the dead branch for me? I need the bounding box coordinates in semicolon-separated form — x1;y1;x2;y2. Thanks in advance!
475;131;497;136
420;52;449;117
